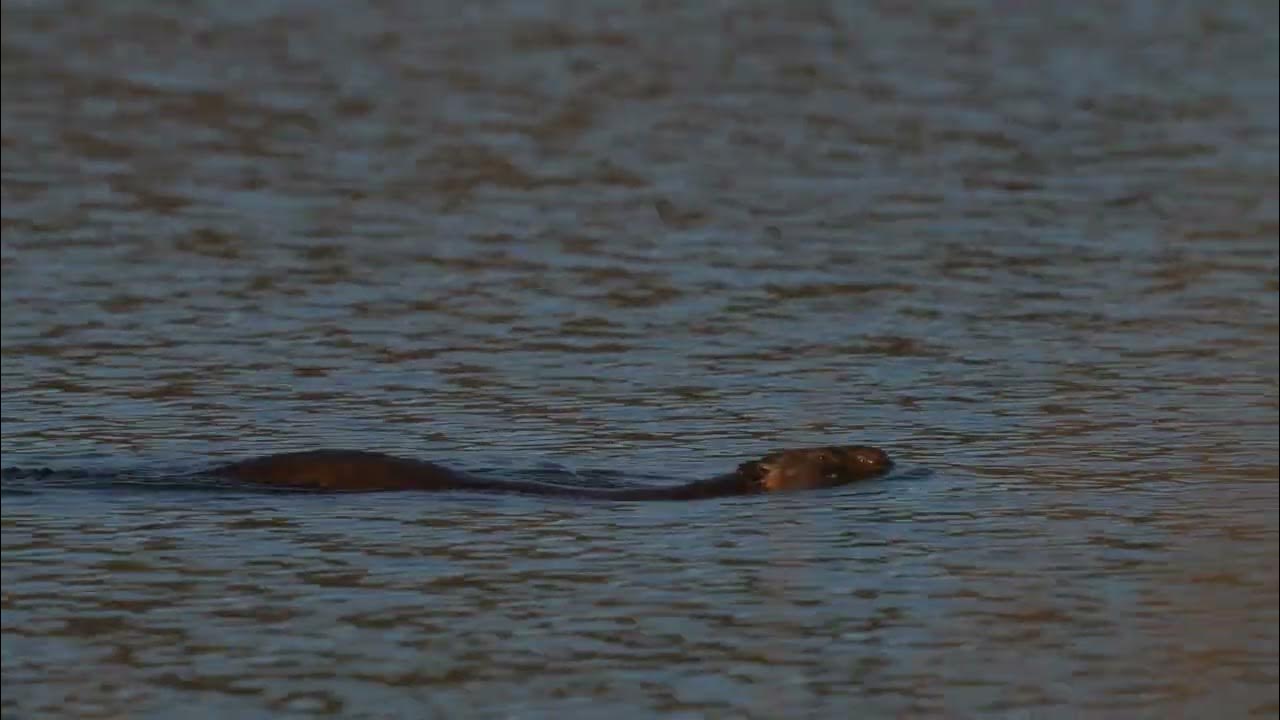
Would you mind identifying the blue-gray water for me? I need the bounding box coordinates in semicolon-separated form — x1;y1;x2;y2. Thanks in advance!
2;1;1277;718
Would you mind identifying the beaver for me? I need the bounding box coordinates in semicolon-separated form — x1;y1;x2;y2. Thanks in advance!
211;445;893;500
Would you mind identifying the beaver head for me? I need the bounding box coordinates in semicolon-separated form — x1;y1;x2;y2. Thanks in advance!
738;446;893;493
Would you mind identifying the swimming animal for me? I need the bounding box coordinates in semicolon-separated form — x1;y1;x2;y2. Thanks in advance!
212;445;894;500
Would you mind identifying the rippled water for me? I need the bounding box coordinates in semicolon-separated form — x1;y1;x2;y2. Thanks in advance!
3;1;1277;718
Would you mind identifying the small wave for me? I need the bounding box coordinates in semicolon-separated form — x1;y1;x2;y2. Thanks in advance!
0;466;307;495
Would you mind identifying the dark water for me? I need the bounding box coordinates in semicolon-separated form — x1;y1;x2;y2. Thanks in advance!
2;1;1277;717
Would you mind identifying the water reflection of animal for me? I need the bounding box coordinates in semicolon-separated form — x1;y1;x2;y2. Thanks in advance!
213;446;894;500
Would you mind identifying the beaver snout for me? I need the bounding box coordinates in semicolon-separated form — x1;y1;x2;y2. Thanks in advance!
849;446;892;471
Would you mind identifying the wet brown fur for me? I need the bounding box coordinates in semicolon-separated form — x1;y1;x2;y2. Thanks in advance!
212;445;893;500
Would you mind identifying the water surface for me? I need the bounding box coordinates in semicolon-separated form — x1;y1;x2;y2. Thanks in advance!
2;1;1277;718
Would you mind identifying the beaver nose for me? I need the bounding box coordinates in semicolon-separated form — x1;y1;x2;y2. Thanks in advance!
853;447;892;469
